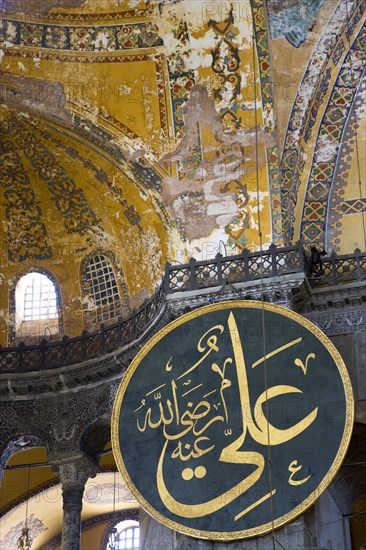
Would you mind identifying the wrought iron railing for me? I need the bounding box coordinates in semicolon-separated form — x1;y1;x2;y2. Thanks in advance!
318;248;366;286
165;242;306;292
0;244;364;373
0;283;166;373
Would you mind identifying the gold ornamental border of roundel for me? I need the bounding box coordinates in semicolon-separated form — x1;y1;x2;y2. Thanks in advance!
111;301;354;541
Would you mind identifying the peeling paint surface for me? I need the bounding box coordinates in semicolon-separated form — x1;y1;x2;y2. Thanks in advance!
0;75;72;127
0;0;364;345
0;1;365;545
267;0;327;47
0;106;175;344
3;0;87;15
0;0;278;254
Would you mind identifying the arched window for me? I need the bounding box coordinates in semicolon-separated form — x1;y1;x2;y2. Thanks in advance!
106;520;139;550
82;253;124;328
15;272;60;343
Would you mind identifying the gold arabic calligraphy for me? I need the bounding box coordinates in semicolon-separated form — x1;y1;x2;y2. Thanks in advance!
134;312;318;520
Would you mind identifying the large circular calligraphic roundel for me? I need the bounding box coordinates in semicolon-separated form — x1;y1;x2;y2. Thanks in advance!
112;301;354;540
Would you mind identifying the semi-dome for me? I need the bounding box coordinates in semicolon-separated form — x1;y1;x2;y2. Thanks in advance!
0;0;365;548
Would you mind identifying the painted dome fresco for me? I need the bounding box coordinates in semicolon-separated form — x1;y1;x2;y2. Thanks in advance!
0;0;365;346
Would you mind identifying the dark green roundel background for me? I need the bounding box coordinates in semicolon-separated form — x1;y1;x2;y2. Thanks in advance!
114;302;352;538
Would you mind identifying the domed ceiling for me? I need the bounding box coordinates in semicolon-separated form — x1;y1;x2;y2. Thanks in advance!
0;0;365;344
0;0;365;547
0;105;177;343
0;0;283;345
0;0;281;249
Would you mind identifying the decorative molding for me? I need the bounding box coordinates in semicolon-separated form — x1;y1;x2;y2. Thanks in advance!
326;73;366;251
167;273;310;317
302;281;366;314
0;383;112;472
1;19;163;52
18;3;154;21
304;309;366;335
251;0;283;242
280;0;365;241
300;23;366;247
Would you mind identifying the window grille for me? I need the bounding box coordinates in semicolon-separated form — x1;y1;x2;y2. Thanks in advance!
23;273;58;320
85;254;122;323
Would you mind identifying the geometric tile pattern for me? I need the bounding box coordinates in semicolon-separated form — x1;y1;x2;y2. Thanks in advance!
327;73;366;250
300;22;366;247
339;198;366;215
280;0;365;241
0;19;163;51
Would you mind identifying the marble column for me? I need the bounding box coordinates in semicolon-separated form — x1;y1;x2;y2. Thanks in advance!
51;453;98;550
62;483;85;550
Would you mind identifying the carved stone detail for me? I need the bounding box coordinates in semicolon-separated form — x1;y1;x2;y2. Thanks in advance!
51;453;98;487
49;453;98;550
168;275;310;317
304;309;366;335
302;282;366;314
0;383;115;480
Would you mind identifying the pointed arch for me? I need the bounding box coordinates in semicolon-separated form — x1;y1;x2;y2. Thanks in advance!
280;0;365;242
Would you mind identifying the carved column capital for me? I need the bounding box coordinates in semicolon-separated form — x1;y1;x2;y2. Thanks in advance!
49;451;99;488
49;453;99;550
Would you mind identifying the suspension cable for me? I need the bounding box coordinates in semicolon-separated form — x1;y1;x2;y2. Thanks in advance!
252;27;277;550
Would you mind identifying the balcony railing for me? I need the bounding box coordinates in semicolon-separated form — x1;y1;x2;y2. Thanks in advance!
0;244;365;373
0;283;166;373
319;248;366;286
165;242;306;292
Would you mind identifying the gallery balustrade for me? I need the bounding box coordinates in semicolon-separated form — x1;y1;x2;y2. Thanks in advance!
0;244;364;372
